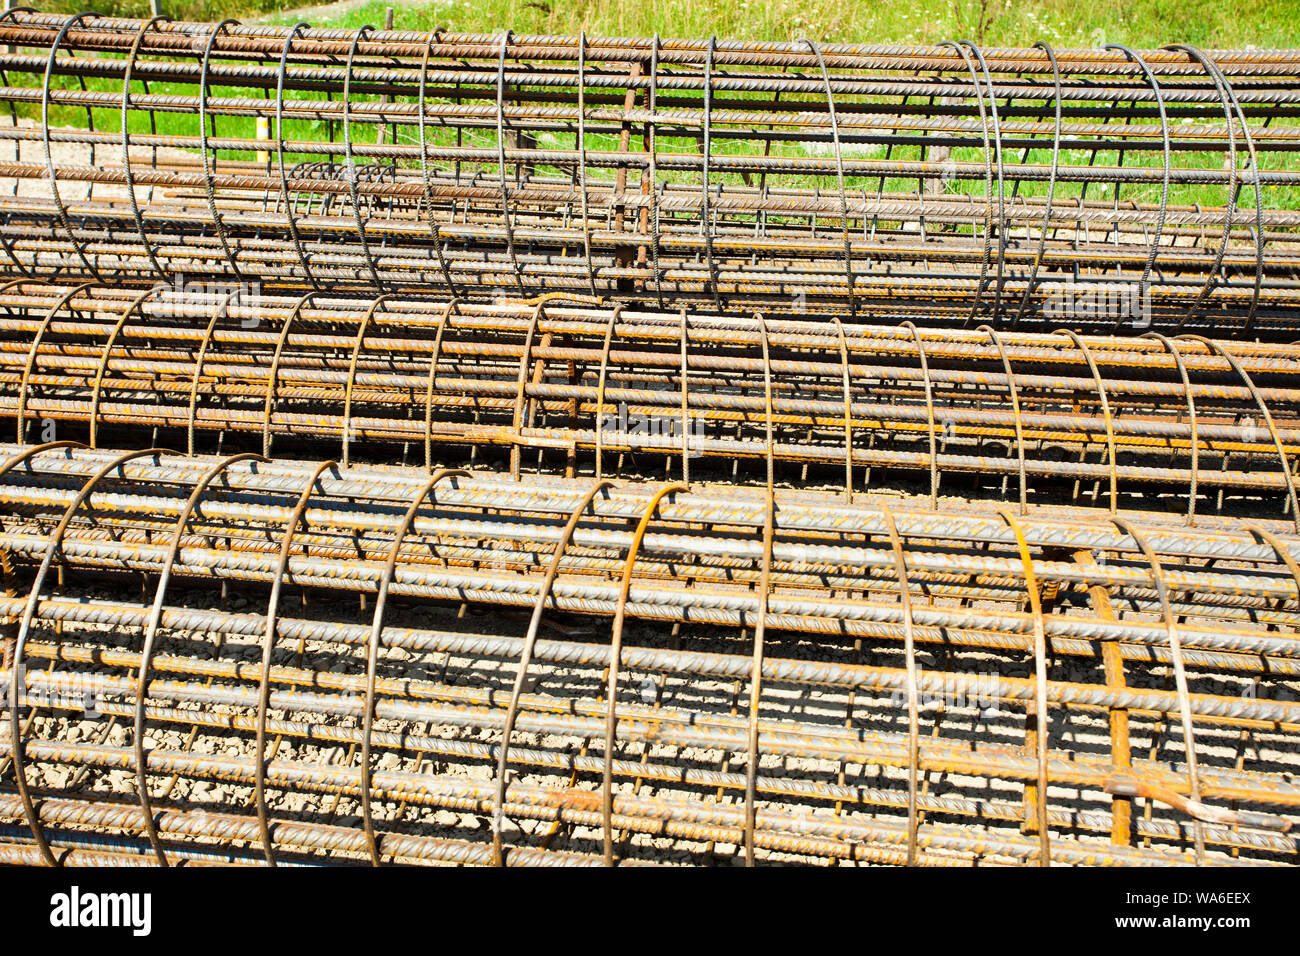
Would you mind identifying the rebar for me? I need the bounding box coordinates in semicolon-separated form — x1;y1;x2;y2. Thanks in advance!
0;283;1295;519
0;443;1297;865
1;13;1299;869
0;13;1295;328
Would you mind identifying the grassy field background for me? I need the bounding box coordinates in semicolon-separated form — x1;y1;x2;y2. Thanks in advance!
36;0;1300;48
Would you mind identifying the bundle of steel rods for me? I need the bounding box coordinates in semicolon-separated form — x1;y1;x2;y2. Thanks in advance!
0;283;1296;520
0;12;1294;328
0;13;1298;868
0;444;1297;866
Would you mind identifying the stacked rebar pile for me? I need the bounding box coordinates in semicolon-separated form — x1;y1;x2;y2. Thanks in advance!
1;444;1297;866
0;12;1295;329
0;283;1297;520
0;13;1298;868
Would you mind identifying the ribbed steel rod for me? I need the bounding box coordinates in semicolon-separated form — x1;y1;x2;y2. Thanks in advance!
0;443;1297;865
0;285;1296;518
1;9;1299;870
0;13;1295;326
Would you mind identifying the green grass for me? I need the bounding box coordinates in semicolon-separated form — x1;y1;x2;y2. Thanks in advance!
41;0;285;24
41;0;1300;48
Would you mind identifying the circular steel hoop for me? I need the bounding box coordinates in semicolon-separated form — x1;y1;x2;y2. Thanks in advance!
342;26;386;291
509;300;548;477
185;286;247;457
649;35;664;309
1171;46;1265;335
263;291;324;458
699;36;723;310
359;467;467;865
964;42;1009;325
1057;328;1118;513
417;36;461;297
341;293;396;466
678;308;692;484
88;285;166;449
742;483;776;866
978;324;1029;514
494;30;526;294
1110;515;1205;865
254;457;337;867
273;23;322;289
197;19;245;283
133;451;267;867
996;506;1052;867
1244;524;1300;613
1180;334;1300;531
422;298;462;471
739;310;779;866
878;501;921;865
0;440;88;862
1164;45;1238;334
601;480;686;866
801;38;855;319
40;13;106;284
901;321;940;507
940;41;995;330
490;478;615;867
593;304;624;479
1105;44;1172;328
827;317;855;501
120;15;171;282
8;447;170;867
1141;332;1200;525
1012;43;1062;329
14;281;91;443
575;32;598;297
0;441;84;486
0;7;37;24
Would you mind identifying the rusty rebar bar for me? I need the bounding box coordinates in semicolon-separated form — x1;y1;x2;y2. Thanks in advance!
0;284;1295;520
0;13;1294;328
0;443;1296;866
